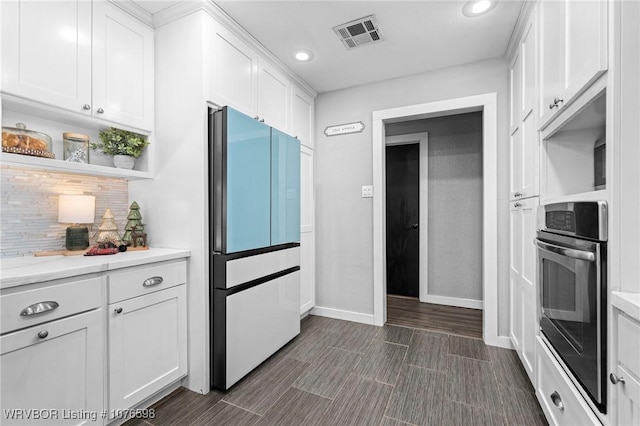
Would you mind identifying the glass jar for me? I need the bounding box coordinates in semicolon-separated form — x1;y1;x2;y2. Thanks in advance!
2;122;54;158
63;132;90;163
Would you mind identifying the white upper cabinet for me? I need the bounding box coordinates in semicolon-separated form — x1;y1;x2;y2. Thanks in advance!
509;52;522;133
291;86;314;149
538;0;607;129
92;2;154;131
1;0;154;132
209;21;258;117
510;11;539;201
257;60;290;131
1;0;92;113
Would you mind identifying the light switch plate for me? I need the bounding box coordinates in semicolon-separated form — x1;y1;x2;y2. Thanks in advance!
361;185;373;198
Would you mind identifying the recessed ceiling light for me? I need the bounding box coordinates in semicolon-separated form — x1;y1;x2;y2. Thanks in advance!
293;50;314;62
462;0;496;17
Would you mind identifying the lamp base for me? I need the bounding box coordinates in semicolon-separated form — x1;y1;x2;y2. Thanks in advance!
65;225;89;251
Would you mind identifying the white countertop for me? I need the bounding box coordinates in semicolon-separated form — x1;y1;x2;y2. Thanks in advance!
612;291;640;323
0;248;190;290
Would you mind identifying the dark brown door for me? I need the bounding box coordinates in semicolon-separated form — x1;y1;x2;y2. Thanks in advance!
385;143;419;297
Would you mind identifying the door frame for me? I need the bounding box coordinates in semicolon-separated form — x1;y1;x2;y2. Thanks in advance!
372;93;506;347
385;133;428;302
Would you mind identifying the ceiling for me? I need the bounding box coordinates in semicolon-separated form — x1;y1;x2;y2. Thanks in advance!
132;0;525;94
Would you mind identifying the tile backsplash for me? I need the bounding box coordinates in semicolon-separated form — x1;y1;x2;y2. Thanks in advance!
1;165;129;258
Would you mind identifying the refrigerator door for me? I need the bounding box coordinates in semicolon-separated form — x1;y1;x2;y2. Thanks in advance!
225;107;271;253
271;128;301;245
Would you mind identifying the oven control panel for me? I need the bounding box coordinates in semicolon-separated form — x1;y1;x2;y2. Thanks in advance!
538;201;607;241
546;211;576;232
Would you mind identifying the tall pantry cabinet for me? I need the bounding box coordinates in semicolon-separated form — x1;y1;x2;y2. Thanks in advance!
128;5;316;393
509;6;539;385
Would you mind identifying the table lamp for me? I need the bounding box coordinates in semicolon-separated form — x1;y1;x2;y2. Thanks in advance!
58;194;95;250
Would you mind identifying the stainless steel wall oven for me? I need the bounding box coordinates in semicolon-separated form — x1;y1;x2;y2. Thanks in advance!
535;201;607;413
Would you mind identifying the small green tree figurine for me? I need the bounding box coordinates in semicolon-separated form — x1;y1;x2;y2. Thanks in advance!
122;201;143;246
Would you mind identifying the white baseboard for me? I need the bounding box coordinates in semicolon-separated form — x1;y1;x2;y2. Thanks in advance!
310;306;376;325
421;294;483;310
485;334;513;349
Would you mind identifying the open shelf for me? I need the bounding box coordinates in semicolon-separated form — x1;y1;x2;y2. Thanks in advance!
541;90;606;199
0;152;152;180
1;94;152;180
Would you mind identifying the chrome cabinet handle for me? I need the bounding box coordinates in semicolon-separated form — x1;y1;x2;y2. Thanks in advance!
82;104;91;111
254;116;260;120
37;330;49;339
514;202;522;208
514;192;522;198
535;239;596;262
96;108;104;114
550;391;564;411
143;276;164;287
549;97;564;110
20;301;59;316
114;307;123;314
610;373;625;385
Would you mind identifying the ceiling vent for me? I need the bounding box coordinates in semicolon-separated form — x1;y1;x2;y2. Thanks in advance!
333;15;384;50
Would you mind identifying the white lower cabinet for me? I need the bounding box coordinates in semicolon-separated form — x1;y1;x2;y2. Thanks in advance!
613;311;640;426
536;337;600;426
107;262;187;418
0;309;103;426
509;197;538;383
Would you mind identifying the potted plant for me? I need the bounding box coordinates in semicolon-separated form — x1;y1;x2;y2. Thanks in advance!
91;127;149;169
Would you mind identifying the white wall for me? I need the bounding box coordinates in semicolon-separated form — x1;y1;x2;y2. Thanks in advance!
314;58;511;335
386;112;483;302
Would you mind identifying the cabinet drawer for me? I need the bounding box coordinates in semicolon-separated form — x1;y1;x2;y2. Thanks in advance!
536;338;599;426
618;313;640;378
108;260;186;303
0;277;101;334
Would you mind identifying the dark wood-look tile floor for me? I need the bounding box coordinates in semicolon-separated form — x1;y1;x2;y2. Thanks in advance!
127;315;546;426
386;295;483;339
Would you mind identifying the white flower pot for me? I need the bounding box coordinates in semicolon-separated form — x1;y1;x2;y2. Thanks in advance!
113;155;135;170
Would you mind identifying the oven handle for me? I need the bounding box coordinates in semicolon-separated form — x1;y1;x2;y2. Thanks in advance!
535;239;596;262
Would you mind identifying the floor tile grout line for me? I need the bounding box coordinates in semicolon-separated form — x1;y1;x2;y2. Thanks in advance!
218;400;264;417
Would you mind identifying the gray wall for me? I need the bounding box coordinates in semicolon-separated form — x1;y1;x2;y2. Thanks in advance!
314;57;510;336
386;113;483;301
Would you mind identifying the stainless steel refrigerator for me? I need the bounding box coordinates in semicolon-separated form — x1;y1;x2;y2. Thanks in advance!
208;106;301;390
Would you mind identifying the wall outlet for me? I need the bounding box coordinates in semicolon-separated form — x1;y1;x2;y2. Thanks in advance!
361;185;373;198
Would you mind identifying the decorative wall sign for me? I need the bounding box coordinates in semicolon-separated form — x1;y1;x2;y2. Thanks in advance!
324;121;365;137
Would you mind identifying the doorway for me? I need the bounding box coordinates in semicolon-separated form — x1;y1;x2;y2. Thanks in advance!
372;93;509;348
385;143;419;298
384;133;428;301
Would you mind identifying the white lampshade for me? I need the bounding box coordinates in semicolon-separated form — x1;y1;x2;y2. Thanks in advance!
58;195;96;224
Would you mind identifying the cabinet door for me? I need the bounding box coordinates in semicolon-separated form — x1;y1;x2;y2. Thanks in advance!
108;285;187;415
225;107;272;253
521;12;537;118
271;128;300;246
520;111;539;199
300;145;315;314
509;201;523;350
510;126;522;200
564;0;607;103
92;2;154;131
509;52;522;133
209;22;258;117
538;0;565;125
616;365;640;426
1;0;91;112
291;86;314;149
520;197;538;382
257;61;290;132
0;310;103;426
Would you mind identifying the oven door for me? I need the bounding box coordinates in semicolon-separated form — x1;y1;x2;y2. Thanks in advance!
535;230;605;408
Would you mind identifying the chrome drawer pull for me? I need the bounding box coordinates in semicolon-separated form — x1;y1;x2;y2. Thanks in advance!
37;330;49;339
550;391;564;411
20;301;59;316
143;276;164;287
610;373;625;385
